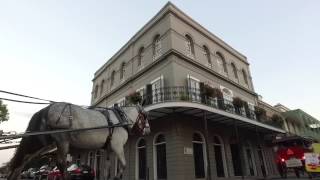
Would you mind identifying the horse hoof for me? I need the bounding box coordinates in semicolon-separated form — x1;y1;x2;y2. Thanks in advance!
114;177;120;180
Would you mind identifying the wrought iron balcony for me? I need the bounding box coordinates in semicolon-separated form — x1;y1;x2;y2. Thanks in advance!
141;86;257;121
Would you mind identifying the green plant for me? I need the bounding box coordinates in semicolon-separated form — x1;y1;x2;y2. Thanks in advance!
179;93;188;101
270;114;284;128
212;88;223;99
203;84;214;97
254;106;266;121
126;92;142;105
233;97;244;109
0;100;9;124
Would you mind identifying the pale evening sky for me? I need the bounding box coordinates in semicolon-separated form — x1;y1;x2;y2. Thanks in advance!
0;0;319;164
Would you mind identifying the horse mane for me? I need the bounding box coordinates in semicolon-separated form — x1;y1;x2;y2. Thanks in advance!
9;105;51;171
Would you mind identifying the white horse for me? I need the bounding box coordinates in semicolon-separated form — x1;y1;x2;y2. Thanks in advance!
8;102;150;180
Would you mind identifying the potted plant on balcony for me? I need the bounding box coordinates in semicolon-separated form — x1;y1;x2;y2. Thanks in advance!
254;106;266;121
212;88;224;110
126;92;142;105
233;97;244;115
200;83;215;104
270;114;284;128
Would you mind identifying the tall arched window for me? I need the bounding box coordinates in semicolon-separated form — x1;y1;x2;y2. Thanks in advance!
100;79;104;95
231;63;238;79
120;62;126;80
216;52;228;74
153;34;162;60
137;138;147;180
110;70;115;87
213;135;227;177
203;45;211;67
138;47;144;67
185;34;195;57
242;69;248;85
94;84;99;98
192;132;206;179
244;142;256;176
154;134;167;180
257;145;267;177
88;151;94;167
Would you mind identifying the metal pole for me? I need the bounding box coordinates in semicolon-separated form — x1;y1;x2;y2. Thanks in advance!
204;111;212;180
234;120;244;180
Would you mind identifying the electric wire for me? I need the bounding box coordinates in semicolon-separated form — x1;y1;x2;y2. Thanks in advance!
0;90;56;103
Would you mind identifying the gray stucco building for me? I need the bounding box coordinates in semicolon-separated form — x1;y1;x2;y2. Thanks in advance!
73;2;287;180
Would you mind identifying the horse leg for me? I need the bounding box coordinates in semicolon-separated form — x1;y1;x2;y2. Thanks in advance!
56;141;70;180
8;144;56;180
112;145;126;180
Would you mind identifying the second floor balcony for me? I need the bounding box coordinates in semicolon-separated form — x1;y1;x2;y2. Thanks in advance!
141;86;257;120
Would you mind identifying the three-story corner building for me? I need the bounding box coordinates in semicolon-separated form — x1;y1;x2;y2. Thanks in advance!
78;2;287;180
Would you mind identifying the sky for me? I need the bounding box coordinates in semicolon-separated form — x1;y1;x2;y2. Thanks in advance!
0;0;320;165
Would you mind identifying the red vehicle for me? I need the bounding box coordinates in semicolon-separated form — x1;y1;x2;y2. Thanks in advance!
47;167;62;180
273;136;312;178
47;164;95;180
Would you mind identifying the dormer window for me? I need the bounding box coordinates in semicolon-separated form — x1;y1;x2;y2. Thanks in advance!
231;63;238;79
100;79;104;95
138;47;144;67
110;70;115;87
120;62;126;80
94;84;99;98
242;69;248;85
153;34;162;60
185;34;195;58
203;45;211;68
216;52;228;74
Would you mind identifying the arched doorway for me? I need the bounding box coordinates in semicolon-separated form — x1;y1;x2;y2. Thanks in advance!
192;132;206;179
213;135;227;177
136;138;147;180
154;133;167;180
257;145;267;177
244;142;256;176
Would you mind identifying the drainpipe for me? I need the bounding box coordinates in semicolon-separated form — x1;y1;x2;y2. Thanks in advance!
204;111;212;180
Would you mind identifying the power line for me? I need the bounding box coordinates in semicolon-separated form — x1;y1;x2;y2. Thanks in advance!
0;90;56;103
0;97;51;105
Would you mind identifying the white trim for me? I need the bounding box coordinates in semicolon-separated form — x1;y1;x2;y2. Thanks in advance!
212;135;228;177
220;85;233;98
187;74;200;82
117;97;126;107
153;132;167;180
150;75;164;84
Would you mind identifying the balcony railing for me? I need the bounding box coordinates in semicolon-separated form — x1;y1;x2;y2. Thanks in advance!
141;86;257;121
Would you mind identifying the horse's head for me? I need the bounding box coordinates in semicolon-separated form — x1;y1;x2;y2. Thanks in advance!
122;104;150;136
